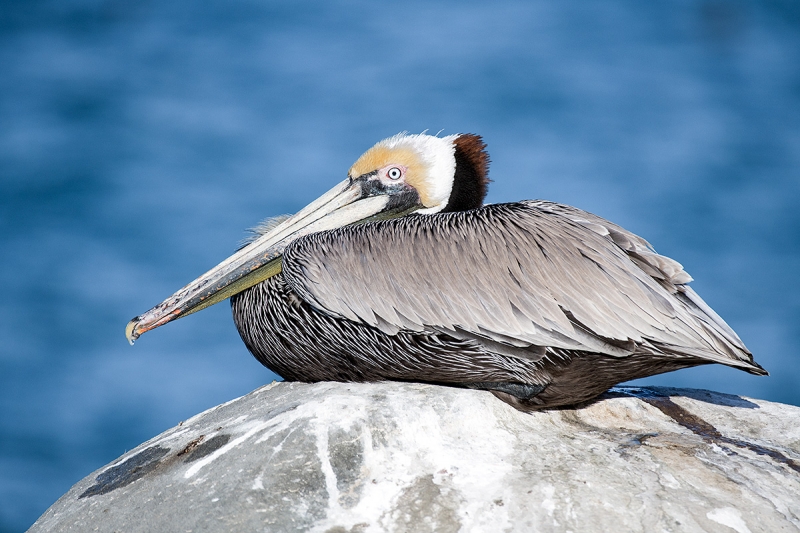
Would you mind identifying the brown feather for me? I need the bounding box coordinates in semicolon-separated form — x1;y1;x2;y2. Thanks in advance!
442;134;491;212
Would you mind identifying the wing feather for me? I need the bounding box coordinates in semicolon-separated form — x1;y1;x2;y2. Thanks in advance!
282;201;756;369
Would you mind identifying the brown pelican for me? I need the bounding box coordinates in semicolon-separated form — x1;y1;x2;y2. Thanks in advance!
126;133;766;410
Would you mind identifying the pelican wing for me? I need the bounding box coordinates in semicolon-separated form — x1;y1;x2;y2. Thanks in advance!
282;201;756;369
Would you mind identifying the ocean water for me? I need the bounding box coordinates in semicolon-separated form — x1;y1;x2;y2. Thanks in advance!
1;0;798;530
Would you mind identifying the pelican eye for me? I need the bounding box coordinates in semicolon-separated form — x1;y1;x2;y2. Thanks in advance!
387;167;402;180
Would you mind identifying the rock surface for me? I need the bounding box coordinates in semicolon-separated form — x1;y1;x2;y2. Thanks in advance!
30;382;800;533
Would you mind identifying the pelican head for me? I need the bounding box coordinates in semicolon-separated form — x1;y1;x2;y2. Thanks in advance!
125;132;489;343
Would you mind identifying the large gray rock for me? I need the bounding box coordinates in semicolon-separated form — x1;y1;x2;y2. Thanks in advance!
30;382;800;533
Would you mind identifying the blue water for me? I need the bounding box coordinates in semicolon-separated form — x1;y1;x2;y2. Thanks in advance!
1;0;798;530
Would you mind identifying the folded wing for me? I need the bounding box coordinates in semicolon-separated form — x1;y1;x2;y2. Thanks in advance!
282;201;760;372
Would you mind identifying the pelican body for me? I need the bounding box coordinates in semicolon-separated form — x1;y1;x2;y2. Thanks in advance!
127;133;765;410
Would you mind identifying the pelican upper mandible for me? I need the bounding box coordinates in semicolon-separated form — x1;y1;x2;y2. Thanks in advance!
126;133;766;410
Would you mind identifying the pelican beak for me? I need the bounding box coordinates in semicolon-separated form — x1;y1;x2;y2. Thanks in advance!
125;177;420;344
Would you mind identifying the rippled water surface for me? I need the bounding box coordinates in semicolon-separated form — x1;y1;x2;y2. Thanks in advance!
1;0;799;530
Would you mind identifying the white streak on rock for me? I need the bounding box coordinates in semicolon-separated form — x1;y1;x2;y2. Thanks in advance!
184;419;278;479
707;507;753;533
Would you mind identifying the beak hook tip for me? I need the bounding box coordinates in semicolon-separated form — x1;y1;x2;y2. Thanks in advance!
125;317;142;346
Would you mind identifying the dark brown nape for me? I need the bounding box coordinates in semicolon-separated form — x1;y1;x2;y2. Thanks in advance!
441;134;491;213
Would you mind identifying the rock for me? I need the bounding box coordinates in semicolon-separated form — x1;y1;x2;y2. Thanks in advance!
29;382;800;533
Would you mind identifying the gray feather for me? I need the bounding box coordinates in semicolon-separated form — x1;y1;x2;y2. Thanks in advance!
282;201;756;370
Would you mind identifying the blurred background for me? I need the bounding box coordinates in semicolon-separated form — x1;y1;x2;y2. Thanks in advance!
1;0;798;530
